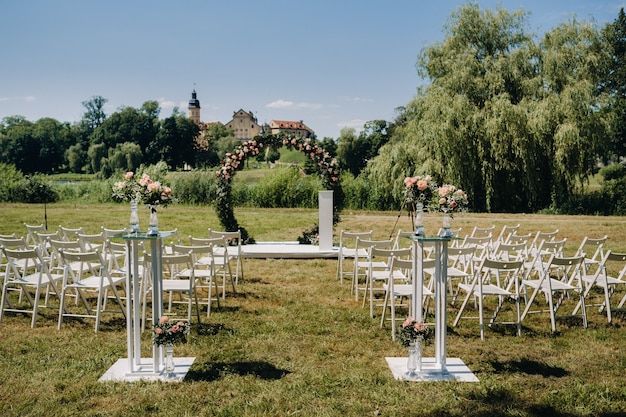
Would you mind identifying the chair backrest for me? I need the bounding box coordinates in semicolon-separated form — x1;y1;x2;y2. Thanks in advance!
357;239;393;258
58;249;105;281
370;247;411;263
48;238;84;270
476;257;524;292
575;235;608;263
188;236;227;247
144;251;194;279
507;232;532;246
461;236;493;258
78;232;106;252
543;254;585;286
338;230;373;250
102;227;128;239
600;250;626;281
208;229;242;245
24;223;47;246
0;236;30;250
171;243;215;266
59;225;85;241
492;242;528;262
471;225;495;239
448;245;477;273
529;229;559;253
393;230;415;249
2;245;50;279
495;224;521;244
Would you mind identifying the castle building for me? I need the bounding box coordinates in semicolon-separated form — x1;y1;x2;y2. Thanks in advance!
187;90;315;140
269;119;314;138
224;109;263;140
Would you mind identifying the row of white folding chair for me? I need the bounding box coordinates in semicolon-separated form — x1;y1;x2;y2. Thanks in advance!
335;230;373;285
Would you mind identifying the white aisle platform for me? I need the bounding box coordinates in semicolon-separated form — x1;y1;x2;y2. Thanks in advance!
385;357;478;382
241;242;338;259
99;357;196;382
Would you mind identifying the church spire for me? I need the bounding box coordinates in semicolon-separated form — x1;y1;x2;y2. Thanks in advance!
188;89;201;124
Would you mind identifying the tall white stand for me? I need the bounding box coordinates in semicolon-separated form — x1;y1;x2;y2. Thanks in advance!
99;231;195;382
318;190;333;251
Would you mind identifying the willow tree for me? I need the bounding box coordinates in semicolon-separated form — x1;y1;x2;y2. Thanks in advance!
362;3;611;213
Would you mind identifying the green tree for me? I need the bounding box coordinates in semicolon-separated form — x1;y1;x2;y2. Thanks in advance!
602;8;626;163
362;3;611;213
82;96;108;132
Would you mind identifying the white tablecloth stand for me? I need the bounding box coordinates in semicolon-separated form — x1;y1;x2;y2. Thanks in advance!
99;231;195;382
386;236;478;382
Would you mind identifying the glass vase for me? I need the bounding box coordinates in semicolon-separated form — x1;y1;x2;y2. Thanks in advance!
414;202;425;237
439;212;453;238
129;201;140;234
164;343;175;376
148;205;159;235
406;336;423;378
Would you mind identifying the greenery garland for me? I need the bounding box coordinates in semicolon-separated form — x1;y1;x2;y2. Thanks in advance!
215;134;343;244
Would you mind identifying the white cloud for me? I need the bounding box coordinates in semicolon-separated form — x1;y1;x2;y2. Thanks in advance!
157;98;177;110
337;119;366;131
339;96;373;103
0;96;36;102
266;99;322;110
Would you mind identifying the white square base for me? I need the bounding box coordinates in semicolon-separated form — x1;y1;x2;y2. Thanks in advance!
385;357;478;382
99;357;195;382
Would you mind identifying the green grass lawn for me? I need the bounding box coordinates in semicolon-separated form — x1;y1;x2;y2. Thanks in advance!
1;204;626;416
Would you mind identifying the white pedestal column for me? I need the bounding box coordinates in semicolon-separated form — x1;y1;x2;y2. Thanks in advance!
318;190;333;251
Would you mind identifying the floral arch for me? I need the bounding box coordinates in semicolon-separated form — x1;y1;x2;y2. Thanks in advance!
215;135;343;244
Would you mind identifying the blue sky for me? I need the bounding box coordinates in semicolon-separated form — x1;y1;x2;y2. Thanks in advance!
1;0;624;139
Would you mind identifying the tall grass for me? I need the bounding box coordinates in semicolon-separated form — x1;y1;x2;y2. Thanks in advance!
1;204;626;416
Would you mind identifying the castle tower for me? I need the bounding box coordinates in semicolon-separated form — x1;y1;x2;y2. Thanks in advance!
188;89;201;124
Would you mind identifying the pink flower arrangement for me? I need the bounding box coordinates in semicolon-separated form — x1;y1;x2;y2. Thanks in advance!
152;315;190;346
433;184;468;215
112;171;175;207
399;317;431;347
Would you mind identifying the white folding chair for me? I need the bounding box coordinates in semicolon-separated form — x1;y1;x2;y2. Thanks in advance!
521;254;587;332
380;256;434;341
354;238;392;304
0;246;64;328
143;251;201;325
453;257;524;339
189;236;236;299
57;249;126;332
574;250;626;324
171;243;221;318
364;246;411;318
208;229;245;284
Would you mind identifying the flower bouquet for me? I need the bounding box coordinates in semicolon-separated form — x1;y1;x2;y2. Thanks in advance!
403;175;433;235
432;184;468;216
152;315;190;346
398;317;431;347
